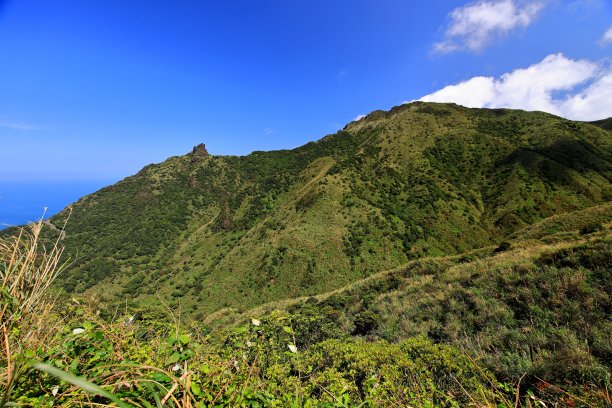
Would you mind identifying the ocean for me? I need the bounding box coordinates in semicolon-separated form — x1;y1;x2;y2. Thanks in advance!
0;180;114;230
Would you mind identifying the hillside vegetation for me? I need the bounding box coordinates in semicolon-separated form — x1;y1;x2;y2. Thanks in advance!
3;207;610;406
221;221;612;393
39;102;611;318
1;103;611;406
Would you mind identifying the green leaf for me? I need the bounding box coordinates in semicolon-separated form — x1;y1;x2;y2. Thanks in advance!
150;372;171;383
31;361;131;408
142;381;165;408
166;351;180;364
178;334;191;345
87;353;101;364
191;382;202;396
282;326;294;334
69;357;80;372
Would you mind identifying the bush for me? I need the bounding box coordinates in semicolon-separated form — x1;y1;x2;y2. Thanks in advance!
494;240;512;252
580;222;604;235
352;310;379;335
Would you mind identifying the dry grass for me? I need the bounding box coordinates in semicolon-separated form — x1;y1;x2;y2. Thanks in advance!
0;214;69;405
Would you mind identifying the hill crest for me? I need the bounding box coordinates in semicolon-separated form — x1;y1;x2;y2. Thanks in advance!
40;102;611;317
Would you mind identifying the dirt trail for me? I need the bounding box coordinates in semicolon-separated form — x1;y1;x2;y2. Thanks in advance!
176;212;220;256
293;156;335;203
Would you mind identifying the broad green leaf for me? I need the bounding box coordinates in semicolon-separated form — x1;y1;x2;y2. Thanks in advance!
166;351;180;364
191;382;202;396
150;372;171;383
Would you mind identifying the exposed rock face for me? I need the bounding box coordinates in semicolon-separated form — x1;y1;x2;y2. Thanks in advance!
191;143;208;162
188;174;197;188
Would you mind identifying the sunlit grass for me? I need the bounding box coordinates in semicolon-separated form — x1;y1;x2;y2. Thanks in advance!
0;212;69;405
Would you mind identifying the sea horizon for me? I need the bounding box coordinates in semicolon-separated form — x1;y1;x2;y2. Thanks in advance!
0;179;116;230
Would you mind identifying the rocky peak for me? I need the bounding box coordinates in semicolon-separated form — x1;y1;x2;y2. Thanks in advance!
191;143;208;162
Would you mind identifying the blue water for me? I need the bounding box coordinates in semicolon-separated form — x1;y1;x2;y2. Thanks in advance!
0;180;114;229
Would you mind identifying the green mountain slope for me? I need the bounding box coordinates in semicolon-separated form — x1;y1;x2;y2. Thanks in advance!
205;219;611;398
45;102;612;316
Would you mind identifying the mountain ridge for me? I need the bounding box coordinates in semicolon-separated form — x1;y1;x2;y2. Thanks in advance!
37;102;611;317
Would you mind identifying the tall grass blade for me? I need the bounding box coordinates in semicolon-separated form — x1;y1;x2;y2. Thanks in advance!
31;361;132;408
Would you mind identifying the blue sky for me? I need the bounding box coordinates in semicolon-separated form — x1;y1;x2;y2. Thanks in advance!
1;0;610;182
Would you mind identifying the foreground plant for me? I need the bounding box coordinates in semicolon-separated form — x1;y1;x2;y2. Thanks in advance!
0;216;68;405
2;215;608;406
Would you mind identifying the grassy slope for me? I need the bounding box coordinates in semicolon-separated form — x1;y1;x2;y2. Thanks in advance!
205;212;611;395
6;200;610;406
44;102;611;316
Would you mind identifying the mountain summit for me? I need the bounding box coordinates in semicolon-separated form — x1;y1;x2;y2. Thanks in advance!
191;143;209;162
45;102;612;316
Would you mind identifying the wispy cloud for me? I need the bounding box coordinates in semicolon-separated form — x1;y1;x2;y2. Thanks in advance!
337;69;348;82
263;126;277;135
353;114;366;122
567;0;605;13
599;25;612;46
417;53;612;121
432;0;544;54
0;118;44;131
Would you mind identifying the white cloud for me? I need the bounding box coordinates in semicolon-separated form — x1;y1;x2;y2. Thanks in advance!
599;26;612;46
417;53;612;120
353;114;366;122
433;0;544;54
0;118;44;131
263;126;277;135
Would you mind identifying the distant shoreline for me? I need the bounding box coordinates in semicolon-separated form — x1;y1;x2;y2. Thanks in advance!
0;179;114;229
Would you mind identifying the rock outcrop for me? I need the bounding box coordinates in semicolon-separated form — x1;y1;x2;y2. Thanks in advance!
191;143;208;162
